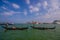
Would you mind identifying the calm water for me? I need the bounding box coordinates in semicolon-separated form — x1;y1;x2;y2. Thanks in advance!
0;24;60;40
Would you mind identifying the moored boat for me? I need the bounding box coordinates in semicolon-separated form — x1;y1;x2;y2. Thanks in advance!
2;26;28;30
31;26;56;30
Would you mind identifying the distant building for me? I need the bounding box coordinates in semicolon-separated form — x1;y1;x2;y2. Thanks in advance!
31;21;41;24
53;20;60;24
27;21;40;24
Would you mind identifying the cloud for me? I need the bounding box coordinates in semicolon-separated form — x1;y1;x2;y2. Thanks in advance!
50;0;59;9
29;5;33;13
40;9;60;22
0;6;21;16
1;9;28;16
36;2;41;8
33;7;39;12
1;10;21;16
34;0;60;23
1;6;7;10
29;5;40;13
43;0;60;19
24;9;27;16
45;2;60;22
35;13;39;16
12;3;20;9
1;11;14;16
2;0;9;3
44;9;60;19
26;0;30;4
2;0;20;9
43;1;48;9
1;0;60;23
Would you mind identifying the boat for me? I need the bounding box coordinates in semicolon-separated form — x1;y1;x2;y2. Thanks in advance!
31;26;56;30
2;24;28;30
2;26;28;30
0;23;13;25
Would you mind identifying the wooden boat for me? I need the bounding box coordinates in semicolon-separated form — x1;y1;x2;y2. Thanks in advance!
1;23;28;30
2;26;28;30
31;26;56;30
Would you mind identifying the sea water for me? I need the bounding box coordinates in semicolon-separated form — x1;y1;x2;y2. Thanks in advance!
0;24;60;40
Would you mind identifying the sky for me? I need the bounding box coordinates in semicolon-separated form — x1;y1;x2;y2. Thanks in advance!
0;0;60;23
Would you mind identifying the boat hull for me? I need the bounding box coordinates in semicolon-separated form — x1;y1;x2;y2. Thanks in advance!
31;26;56;30
2;26;28;30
